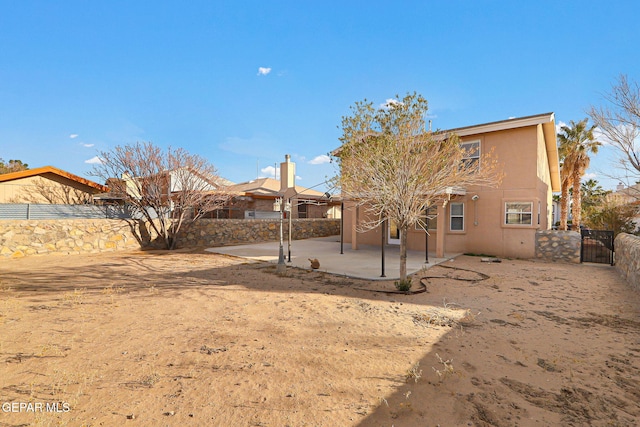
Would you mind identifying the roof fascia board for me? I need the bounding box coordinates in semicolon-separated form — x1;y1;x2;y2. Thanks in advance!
447;113;555;138
542;120;561;192
0;166;108;192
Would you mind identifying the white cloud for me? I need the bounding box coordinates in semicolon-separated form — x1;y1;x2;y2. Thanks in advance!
380;98;403;109
84;156;103;164
296;175;302;180
260;165;278;178
582;172;598;181
81;143;94;148
69;134;79;139
308;154;331;165
257;67;272;76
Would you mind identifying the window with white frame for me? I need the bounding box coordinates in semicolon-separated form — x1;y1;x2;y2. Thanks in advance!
450;202;464;231
461;140;480;170
505;202;533;225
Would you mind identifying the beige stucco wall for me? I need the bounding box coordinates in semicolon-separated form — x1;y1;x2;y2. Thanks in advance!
0;176;41;202
0;174;98;203
343;124;557;259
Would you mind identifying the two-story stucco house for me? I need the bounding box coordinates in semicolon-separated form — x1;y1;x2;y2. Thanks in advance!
341;112;561;259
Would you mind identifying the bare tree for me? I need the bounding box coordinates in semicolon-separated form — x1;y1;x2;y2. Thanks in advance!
336;93;502;281
92;142;230;250
589;75;640;185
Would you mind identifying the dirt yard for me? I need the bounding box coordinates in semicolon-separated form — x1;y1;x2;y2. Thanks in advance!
1;249;639;426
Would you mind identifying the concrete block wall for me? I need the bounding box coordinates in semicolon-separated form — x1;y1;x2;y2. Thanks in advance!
0;218;340;258
614;233;640;289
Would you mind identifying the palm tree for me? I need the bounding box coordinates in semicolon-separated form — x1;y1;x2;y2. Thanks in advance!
557;119;601;230
559;158;572;230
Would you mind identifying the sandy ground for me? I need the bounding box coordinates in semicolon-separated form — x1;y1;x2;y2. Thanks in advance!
1;249;639;427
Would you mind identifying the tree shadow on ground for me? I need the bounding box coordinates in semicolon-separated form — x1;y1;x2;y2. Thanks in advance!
2;250;638;426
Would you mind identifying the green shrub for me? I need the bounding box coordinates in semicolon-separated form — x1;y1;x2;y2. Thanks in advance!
394;278;412;292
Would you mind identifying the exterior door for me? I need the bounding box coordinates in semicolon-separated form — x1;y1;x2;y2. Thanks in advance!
388;219;400;245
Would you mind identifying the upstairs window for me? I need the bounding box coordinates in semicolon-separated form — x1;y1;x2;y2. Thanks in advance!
505;202;533;225
461;141;480;171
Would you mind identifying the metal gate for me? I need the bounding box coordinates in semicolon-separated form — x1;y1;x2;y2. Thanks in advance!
580;229;614;265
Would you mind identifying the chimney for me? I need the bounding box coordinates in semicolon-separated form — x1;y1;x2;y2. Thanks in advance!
617;182;625;192
280;154;295;191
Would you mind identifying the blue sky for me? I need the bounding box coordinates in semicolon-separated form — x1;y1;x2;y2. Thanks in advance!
1;0;638;192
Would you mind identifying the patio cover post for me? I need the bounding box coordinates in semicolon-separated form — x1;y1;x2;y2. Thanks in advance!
340;202;344;254
351;205;359;250
381;219;386;278
425;228;429;263
436;203;446;258
276;204;286;274
287;198;292;262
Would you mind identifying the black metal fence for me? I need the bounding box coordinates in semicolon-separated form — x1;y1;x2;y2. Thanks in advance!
580;229;614;265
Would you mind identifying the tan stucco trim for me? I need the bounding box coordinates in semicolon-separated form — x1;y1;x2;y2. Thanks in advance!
445;112;555;137
541;120;560;192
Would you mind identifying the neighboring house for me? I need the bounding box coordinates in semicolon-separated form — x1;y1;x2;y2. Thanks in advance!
610;182;640;227
224;155;340;219
0;166;108;204
340;113;561;259
94;167;232;215
612;183;640;204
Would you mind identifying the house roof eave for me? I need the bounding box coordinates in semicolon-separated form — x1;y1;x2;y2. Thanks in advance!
443;112;556;138
542;119;561;192
0;165;109;192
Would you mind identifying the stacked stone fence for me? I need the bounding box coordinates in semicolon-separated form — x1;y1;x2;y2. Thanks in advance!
614;233;640;289
535;230;581;263
0;218;340;258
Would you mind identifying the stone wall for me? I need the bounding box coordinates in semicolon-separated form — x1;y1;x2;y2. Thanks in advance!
535;230;581;263
0;218;340;258
0;219;143;258
179;218;340;248
614;233;640;289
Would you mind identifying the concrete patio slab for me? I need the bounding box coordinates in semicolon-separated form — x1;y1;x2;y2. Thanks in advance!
205;235;459;280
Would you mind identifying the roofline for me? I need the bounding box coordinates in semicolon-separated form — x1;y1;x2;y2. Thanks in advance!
331;112;561;191
0;166;109;192
441;112;555;137
332;113;556;153
439;113;559;191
